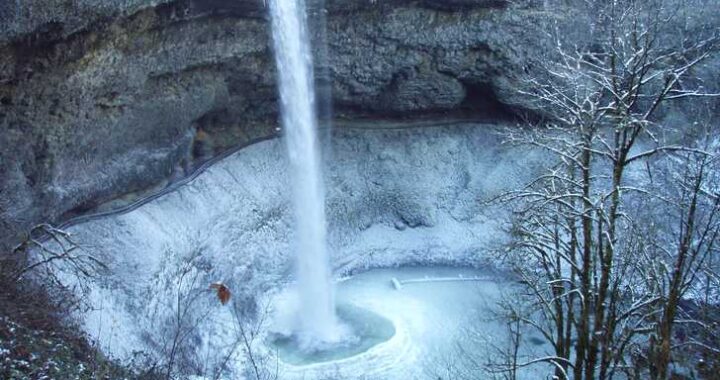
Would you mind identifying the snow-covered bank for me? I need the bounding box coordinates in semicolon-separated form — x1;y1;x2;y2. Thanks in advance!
48;122;548;375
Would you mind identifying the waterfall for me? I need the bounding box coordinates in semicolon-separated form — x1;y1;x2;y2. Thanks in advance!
268;0;340;348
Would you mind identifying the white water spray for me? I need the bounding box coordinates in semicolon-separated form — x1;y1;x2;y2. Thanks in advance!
269;0;340;347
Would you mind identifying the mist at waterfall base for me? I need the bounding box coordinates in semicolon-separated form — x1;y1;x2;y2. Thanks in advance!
268;0;346;351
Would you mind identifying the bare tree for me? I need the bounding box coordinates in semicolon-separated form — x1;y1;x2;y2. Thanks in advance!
634;130;720;379
5;223;107;312
11;224;103;277
161;255;211;380
201;283;278;380
495;0;719;379
230;299;278;380
484;292;537;380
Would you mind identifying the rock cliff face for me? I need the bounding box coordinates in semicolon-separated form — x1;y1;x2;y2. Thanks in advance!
0;0;562;251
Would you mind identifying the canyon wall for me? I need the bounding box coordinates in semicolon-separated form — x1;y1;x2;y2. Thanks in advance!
1;0;717;252
0;0;562;251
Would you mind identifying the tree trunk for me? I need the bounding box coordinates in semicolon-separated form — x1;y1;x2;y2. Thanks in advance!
654;169;701;379
575;141;594;380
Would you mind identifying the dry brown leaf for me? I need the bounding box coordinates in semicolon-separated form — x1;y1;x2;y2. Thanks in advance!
209;283;231;305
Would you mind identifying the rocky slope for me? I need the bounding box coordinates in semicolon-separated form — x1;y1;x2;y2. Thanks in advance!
0;0;567;252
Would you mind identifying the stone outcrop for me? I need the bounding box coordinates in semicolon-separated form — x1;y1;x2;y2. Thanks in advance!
0;0;560;251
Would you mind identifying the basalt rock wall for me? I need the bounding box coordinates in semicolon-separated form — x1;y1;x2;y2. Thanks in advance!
0;0;674;251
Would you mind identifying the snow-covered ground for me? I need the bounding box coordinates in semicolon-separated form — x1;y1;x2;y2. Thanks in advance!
49;122;549;378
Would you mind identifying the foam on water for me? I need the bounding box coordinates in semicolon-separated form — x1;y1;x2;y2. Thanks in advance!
270;303;396;365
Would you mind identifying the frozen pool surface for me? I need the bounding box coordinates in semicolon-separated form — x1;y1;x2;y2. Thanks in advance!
270;303;396;365
267;266;550;380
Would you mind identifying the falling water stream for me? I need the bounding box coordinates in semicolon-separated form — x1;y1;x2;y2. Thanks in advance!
268;0;340;348
266;3;549;376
